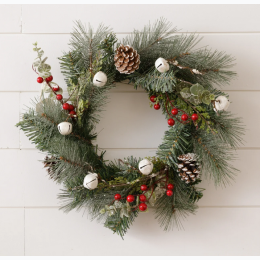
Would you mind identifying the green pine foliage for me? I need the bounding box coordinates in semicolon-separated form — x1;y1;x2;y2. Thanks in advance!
17;18;244;238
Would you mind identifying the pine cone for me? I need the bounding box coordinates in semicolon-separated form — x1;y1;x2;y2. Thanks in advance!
43;156;57;178
114;44;140;74
177;153;201;184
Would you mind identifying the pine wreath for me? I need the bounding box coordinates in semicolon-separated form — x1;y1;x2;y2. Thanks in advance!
17;19;244;238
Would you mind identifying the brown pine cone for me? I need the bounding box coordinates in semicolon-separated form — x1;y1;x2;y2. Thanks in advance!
114;44;140;74
43;156;57;178
177;153;201;184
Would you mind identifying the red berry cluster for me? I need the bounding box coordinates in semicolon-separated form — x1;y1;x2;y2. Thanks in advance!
36;75;76;116
62;103;76;116
150;95;199;126
113;182;175;213
37;75;64;102
150;95;161;111
166;183;174;196
37;75;53;84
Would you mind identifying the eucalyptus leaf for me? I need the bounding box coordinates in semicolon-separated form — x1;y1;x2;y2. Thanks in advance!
55;87;63;95
201;91;211;105
108;209;115;216
100;208;106;214
114;200;122;208
189;96;201;105
38;64;51;72
180;87;191;99
41;82;49;92
38;71;51;78
41;57;48;64
202;95;211;105
120;208;129;218
33;60;41;67
190;83;204;96
48;92;55;100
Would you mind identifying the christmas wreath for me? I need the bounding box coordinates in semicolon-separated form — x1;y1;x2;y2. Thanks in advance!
17;19;244;238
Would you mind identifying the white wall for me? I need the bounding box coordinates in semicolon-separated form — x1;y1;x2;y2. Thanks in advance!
0;4;260;256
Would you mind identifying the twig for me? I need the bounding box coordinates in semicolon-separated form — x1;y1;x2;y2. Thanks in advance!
139;37;163;53
41;113;92;144
32;64;63;105
176;78;193;85
118;159;140;172
66;86;78;103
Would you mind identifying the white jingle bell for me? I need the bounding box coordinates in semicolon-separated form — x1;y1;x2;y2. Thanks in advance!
155;58;169;73
57;122;72;135
93;71;107;87
83;172;98;190
214;96;230;111
138;159;153;175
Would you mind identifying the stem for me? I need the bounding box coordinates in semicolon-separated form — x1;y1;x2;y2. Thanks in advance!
139;37;163;53
176;78;193;85
104;168;167;189
46;81;63;105
118;159;139;172
147;185;155;201
66;86;78;103
32;65;63;105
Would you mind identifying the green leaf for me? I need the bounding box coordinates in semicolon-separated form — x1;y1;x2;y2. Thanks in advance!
33;60;41;67
202;96;211;105
41;82;49;92
190;83;204;96
48;87;63;99
114;200;122;208
38;71;51;78
180;87;191;99
41;57;48;64
38;64;51;73
210;94;215;100
100;208;106;214
201;90;211;105
189;96;201;105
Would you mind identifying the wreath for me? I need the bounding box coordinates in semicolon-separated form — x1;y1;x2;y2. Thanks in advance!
17;19;244;238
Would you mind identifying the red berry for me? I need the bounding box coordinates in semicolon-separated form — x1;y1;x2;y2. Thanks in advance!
114;194;121;200
68;104;74;111
168;118;175;126
62;103;70;110
46;75;53;82
154;103;160;110
191;113;198;121
126;195;135;203
166;190;173;196
53;86;59;92
150;95;156;103
56;94;63;100
139;194;147;202
181;114;188;121
139;203;147;211
37;77;43;83
171;108;178;115
69;111;76;116
167;183;174;190
140;184;148;191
